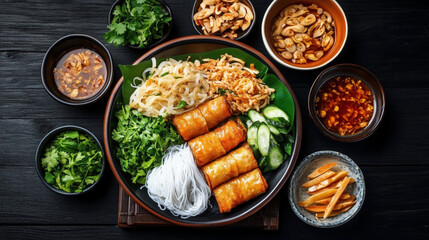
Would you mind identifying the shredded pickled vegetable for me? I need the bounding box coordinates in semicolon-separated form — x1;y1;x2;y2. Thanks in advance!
145;144;211;218
130;58;210;117
198;54;275;114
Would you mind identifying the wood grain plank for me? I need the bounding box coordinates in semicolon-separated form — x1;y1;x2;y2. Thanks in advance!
0;166;428;238
0;166;119;225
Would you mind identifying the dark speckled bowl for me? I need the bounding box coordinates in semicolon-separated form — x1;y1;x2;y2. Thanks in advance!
191;0;256;41
41;34;114;106
308;64;386;142
108;0;173;49
288;150;365;228
35;125;106;196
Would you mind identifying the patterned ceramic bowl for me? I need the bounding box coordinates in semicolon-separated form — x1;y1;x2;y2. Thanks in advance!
288;150;365;228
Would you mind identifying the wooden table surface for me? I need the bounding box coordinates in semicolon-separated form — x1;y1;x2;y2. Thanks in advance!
1;0;428;239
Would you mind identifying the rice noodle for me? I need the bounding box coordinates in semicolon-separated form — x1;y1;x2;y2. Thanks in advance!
145;144;211;218
130;58;210;117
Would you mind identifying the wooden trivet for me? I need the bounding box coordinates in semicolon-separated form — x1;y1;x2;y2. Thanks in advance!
118;186;280;230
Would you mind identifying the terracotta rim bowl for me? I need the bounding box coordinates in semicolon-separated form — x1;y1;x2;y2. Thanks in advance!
103;35;302;227
262;0;348;70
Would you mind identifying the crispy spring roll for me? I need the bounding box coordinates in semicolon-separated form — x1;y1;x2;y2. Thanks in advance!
188;132;227;167
214;168;268;213
214;119;247;152
197;96;232;129
172;108;209;141
202;143;258;190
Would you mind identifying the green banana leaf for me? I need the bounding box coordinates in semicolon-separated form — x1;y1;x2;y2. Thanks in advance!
118;47;295;127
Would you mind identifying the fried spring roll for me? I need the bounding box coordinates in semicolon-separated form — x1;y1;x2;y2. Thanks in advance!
188;132;227;167
197;96;232;129
214;168;268;213
214;119;246;152
202;143;258;190
172;108;209;141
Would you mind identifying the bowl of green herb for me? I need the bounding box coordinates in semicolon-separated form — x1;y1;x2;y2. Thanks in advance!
105;0;173;49
35;125;105;195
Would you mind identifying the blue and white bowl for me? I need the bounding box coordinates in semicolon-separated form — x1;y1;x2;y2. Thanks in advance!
288;150;365;228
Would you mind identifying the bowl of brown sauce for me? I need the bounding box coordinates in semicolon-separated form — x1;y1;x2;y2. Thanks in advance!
41;34;114;105
308;64;385;142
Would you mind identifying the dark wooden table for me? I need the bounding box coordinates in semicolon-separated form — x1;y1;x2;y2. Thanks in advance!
1;0;428;239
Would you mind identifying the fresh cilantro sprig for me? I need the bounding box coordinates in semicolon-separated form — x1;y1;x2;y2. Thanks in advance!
40;131;103;193
111;105;183;184
104;0;172;48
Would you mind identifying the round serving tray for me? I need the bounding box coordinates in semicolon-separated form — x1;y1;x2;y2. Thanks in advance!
103;35;302;227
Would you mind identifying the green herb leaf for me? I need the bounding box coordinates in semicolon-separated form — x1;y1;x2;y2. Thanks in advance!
160;71;169;77
104;0;172;48
176;100;188;109
40;131;102;193
284;142;292;156
218;88;227;96
112;105;183;184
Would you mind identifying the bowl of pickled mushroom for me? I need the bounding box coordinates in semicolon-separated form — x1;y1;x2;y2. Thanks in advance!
261;0;348;70
192;0;256;40
308;64;385;142
41;34;114;105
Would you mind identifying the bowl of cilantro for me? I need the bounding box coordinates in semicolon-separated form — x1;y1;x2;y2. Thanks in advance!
35;125;105;195
105;0;173;49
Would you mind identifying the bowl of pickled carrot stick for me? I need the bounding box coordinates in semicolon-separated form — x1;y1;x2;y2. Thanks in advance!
288;150;365;228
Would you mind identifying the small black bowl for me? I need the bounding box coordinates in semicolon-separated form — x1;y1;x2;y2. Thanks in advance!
41;34;114;106
191;0;256;41
108;0;173;49
35;125;106;195
308;64;386;142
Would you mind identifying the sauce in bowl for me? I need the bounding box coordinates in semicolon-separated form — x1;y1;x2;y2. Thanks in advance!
315;76;374;136
53;48;106;100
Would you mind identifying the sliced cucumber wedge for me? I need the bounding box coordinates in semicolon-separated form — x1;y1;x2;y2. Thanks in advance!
247;123;259;149
257;124;271;157
267;124;280;135
268;145;285;170
247;110;267;124
262;105;290;124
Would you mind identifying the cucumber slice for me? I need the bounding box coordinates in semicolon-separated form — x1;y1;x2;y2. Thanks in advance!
245;119;253;128
270;134;279;145
257;124;271;157
268;124;280;135
268;145;285;170
247;124;259;149
262;105;290;124
247;110;267;124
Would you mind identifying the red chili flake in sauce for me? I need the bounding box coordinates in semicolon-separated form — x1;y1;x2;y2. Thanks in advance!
315;76;374;136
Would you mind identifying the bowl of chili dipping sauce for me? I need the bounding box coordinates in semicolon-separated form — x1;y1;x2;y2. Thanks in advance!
41;34;114;105
308;64;385;142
